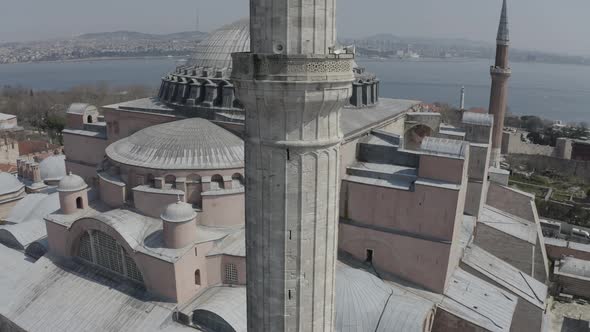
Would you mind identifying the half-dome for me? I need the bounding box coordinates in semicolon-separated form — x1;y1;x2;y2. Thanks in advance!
105;118;244;170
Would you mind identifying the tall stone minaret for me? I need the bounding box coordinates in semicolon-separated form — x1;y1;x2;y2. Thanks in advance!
489;0;511;165
231;1;354;331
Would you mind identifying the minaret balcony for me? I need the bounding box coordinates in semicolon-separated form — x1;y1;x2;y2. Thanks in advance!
490;66;512;76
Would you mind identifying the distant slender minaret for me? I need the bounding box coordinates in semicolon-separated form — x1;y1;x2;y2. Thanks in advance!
460;86;466;110
489;0;511;165
232;0;353;331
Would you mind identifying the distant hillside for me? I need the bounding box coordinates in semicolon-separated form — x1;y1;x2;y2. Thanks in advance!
76;30;208;41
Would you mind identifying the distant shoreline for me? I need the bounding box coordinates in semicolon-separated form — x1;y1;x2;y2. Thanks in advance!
0;55;188;65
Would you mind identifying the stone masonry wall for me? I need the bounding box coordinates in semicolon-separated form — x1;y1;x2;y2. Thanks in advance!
507;154;590;183
502;132;556;157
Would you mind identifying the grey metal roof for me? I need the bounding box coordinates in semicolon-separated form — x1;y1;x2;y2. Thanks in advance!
336;263;434;332
479;205;538;244
462;244;547;309
39;155;66;181
497;0;510;44
440;268;517;332
0;172;24;195
420;137;468;159
463;112;494;126
66;103;98;115
189;286;247;332
207;228;245;257
103;98;176;114
0;219;47;250
106;118;244;170
0;244;34;308
184;262;434;332
341;98;420;138
556;256;590;280
0;256;194;332
4;193;59;224
188;18;250;70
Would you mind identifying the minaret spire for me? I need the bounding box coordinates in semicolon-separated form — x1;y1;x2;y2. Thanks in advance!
497;0;509;45
488;0;512;166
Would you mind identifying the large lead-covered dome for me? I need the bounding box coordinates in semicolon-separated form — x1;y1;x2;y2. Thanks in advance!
105;118;244;170
188;18;250;71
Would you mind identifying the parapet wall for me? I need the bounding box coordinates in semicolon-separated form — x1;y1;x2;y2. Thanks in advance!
502;132;556;157
507;154;590;183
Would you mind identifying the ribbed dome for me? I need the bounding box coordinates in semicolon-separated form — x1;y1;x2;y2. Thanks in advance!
58;173;87;192
161;201;197;223
188;18;250;70
106;118;244;170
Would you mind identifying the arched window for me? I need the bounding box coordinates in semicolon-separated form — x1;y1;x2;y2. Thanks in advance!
195;269;201;286
210;175;224;190
231;173;244;188
146;174;155;187
87;115;93;124
165;175;177;189
77;230;144;284
76;197;83;209
224;263;238;284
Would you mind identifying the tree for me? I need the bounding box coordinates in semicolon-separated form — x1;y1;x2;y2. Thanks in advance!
521;116;544;133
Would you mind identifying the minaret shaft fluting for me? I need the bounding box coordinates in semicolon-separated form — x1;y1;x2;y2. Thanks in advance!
232;0;353;331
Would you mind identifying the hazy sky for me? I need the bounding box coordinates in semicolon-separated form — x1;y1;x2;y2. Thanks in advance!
1;0;588;55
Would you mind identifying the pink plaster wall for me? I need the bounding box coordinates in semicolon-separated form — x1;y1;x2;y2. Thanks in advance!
418;155;464;183
201;192;245;227
136;253;178;301
546;244;590;261
63;133;108;166
339;223;452;292
206;255;247;286
66;114;84;130
59;189;88;215
173;241;215;305
487;183;535;222
163;219;198;249
45;220;69;256
103;108;174;144
341;180;461;241
133;189;185;219
99;177;126;208
65;161;99;186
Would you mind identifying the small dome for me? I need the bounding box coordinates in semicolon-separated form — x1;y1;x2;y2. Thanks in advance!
0;172;24;195
40;155;66;181
106;118;244;170
161;201;197;223
57;173;87;192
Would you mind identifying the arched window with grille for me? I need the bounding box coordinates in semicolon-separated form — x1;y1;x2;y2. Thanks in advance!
224;263;238;284
77;230;144;284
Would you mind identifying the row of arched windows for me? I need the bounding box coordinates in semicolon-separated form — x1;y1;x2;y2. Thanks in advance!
139;173;244;191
